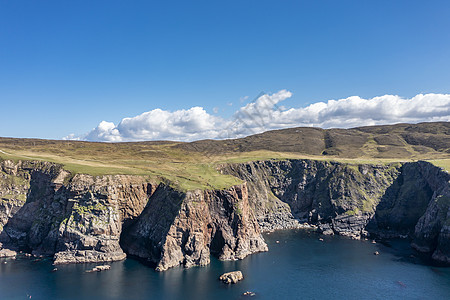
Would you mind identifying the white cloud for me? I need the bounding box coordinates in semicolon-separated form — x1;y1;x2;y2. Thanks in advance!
219;89;293;138
62;133;81;141
275;93;450;129
84;121;122;142
64;91;450;142
67;107;225;142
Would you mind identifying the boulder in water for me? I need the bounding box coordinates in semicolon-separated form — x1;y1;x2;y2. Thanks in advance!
0;249;17;258
86;265;111;273
219;271;243;284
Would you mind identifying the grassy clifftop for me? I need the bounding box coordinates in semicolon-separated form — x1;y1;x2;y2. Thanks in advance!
0;122;449;191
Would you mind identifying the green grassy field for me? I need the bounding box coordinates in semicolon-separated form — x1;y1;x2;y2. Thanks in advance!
427;159;450;172
1;122;449;191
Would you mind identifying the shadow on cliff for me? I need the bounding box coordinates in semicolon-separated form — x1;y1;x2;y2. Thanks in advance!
119;183;184;267
1;168;71;254
366;163;433;238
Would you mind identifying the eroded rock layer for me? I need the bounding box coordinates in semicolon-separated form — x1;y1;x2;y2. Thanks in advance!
1;158;449;267
222;160;450;264
0;160;157;264
0;159;266;269
121;183;267;271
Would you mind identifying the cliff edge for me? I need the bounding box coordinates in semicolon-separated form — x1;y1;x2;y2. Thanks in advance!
0;159;267;270
222;159;450;264
1;157;449;267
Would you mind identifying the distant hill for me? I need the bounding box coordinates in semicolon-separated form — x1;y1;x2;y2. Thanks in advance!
176;122;450;159
0;122;449;190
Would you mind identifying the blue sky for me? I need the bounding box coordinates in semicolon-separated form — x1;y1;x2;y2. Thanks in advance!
1;1;449;140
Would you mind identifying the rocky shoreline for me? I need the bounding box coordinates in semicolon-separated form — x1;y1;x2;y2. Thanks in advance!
1;158;449;269
222;159;450;264
0;160;267;270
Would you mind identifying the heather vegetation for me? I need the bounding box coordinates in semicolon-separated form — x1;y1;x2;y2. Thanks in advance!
0;122;448;191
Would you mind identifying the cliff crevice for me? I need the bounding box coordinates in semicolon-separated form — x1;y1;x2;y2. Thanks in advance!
222;159;450;264
0;159;267;270
1;158;449;267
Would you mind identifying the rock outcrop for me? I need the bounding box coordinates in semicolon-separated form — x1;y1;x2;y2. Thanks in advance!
0;245;16;258
86;265;111;272
0;159;158;264
219;271;244;284
0;159;266;270
121;183;267;271
410;162;450;263
222;160;401;235
222;160;450;264
1;158;449;267
52;173;156;264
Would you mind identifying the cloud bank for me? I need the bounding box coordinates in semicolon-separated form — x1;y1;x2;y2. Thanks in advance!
66;91;450;142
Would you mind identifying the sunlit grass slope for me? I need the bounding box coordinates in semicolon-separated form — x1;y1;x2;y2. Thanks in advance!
1;122;448;191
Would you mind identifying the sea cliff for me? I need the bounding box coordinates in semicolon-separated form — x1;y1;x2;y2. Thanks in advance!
223;160;450;263
1;158;449;268
0;159;266;270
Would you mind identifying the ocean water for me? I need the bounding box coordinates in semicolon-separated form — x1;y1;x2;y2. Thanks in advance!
1;230;450;300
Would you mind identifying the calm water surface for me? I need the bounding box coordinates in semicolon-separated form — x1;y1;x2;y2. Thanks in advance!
1;230;450;300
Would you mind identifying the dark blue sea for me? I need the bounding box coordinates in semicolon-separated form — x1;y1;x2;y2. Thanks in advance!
1;230;450;300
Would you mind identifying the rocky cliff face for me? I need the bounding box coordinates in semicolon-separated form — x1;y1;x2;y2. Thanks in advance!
409;162;450;263
222;160;401;234
121;183;267;271
222;160;450;264
1;158;449;267
0;159;156;264
0;159;266;270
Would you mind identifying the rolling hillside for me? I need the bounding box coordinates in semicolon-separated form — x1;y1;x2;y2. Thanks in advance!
0;122;449;190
